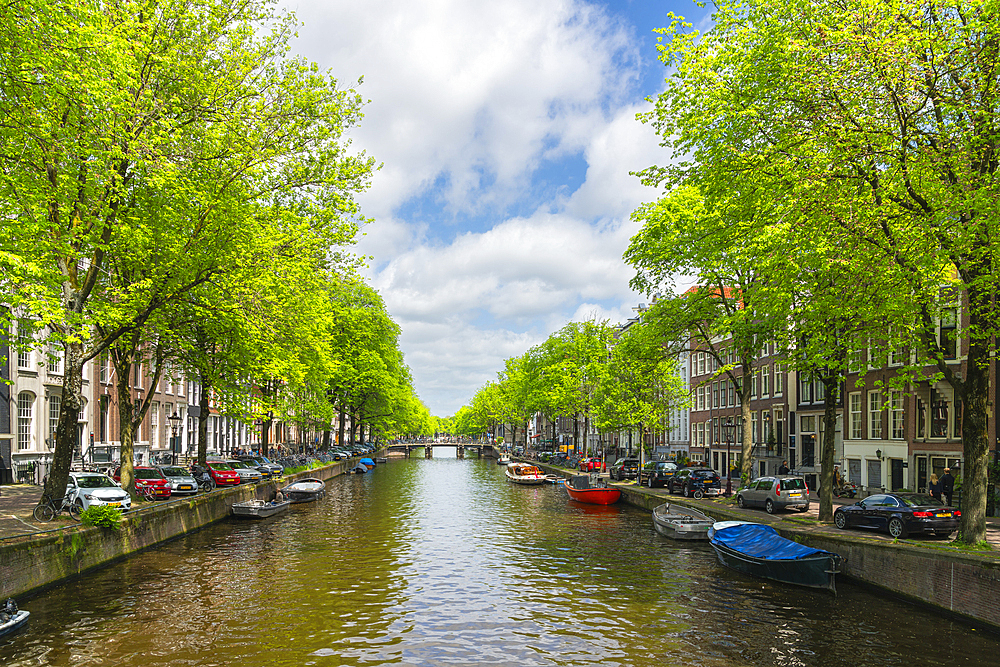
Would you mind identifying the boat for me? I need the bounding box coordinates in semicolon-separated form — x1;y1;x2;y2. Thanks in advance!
351;463;369;474
652;502;713;540
0;599;29;638
505;462;546;485
359;457;375;470
231;498;291;519
280;477;327;503
708;521;843;593
563;475;621;505
496;454;511;465
375;457;388;464
544;474;563;484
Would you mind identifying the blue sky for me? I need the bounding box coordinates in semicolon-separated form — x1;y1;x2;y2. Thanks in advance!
285;0;712;416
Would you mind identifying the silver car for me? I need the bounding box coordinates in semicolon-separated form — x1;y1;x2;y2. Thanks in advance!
155;465;199;495
65;472;132;512
226;460;263;484
737;475;810;514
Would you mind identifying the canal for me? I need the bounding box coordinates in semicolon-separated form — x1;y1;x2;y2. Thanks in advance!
2;451;997;666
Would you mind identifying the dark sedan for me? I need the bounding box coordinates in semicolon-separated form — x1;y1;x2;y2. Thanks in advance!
638;460;677;488
833;493;960;539
609;458;640;481
668;468;723;498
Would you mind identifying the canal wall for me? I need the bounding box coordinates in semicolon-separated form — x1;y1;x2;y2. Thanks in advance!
0;461;351;600
536;463;1000;631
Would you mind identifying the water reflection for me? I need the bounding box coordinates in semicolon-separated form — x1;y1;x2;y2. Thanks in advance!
2;454;998;666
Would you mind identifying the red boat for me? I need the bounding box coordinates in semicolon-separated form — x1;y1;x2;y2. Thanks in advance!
563;475;621;505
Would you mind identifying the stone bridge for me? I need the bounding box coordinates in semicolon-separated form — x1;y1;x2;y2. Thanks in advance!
385;443;503;459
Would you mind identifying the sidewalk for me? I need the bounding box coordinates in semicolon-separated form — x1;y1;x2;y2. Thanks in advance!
0;484;51;538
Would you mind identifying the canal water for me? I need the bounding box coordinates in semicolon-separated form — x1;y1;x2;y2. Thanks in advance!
2;451;997;666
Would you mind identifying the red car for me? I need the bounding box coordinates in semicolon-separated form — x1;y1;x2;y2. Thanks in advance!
578;457;602;472
205;461;241;486
112;466;172;500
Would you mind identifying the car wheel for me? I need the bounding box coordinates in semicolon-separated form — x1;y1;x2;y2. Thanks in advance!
737;495;746;509
765;499;775;514
834;511;847;529
888;517;908;539
693;489;704;500
69;499;84;521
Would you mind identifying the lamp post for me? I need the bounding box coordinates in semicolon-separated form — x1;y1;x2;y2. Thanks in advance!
724;417;735;497
168;411;182;465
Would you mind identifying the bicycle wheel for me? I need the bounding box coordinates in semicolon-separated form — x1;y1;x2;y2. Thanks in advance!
33;502;56;522
69;499;83;521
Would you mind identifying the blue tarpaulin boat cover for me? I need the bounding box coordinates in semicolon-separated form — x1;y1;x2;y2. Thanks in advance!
713;523;831;561
359;458;375;466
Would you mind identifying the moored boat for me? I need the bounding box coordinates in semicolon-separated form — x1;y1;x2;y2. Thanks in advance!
231;499;291;519
652;502;713;540
496;454;511;465
505;462;546;485
708;521;843;593
0;599;29;638
359;457;375;470
563;475;621;505
281;477;326;503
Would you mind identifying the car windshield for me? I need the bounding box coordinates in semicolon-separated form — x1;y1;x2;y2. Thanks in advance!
657;463;676;470
134;469;163;480
897;494;944;507
76;475;115;488
210;463;234;471
159;467;189;477
781;478;807;490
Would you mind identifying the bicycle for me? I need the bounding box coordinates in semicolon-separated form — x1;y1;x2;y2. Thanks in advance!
33;492;82;522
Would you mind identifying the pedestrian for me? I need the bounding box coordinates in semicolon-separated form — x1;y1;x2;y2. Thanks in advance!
940;468;955;506
929;473;941;502
778;460;789;475
833;466;843;490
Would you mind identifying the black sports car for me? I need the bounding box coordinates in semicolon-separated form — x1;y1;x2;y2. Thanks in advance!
833;493;960;539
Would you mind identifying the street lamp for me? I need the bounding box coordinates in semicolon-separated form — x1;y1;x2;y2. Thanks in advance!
724;417;735;497
168;411;182;465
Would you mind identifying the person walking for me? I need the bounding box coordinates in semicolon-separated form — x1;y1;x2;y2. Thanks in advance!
778;460;790;475
940;468;956;506
928;473;941;502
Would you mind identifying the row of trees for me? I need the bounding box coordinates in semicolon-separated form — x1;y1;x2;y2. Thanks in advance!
453;319;685;460
625;0;1000;545
0;0;431;503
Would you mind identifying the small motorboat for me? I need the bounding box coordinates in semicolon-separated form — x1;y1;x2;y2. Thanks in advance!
281;477;326;503
708;521;843;593
563;475;621;505
375;457;388;464
231;498;291;519
652;502;713;540
351;463;369;474
0;598;29;638
496;454;511;465
505;462;546;485
544;474;563;484
359;457;375;470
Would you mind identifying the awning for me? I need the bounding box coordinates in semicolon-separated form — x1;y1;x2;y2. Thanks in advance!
530;434;541;439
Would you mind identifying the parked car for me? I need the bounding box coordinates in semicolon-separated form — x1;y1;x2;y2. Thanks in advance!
833;493;960;539
578;457;602;472
638;461;678;488
242;455;283;476
668;468;722;498
111;466;171;500
204;461;241;487
155;466;199;496
65;472;132;512
736;475;810;513
227;460;263;484
609;458;640;481
236;457;273;480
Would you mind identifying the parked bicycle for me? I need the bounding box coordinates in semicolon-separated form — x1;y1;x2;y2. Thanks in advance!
33;491;82;522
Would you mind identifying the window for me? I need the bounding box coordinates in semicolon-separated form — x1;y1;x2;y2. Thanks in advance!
728;380;735;406
930;388;950;438
868;391;882;439
800;373;812;403
939;307;957;359
774;369;783;396
698;353;706;376
713;382;720;409
848;349;863;374
47;345;63;374
751;412;758;444
890;391;904;439
134;360;142;388
698;422;705;447
17;320;32;369
151;401;160;449
100;353;109;383
697;386;705;411
18;392;34;450
815;378;825;401
761;365;770;397
751;370;758;398
849;393;863;439
48;394;61;446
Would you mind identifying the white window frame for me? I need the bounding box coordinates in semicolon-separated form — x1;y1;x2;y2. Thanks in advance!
18;392;34;451
868;391;882;439
890;391;904;439
849;393;863;439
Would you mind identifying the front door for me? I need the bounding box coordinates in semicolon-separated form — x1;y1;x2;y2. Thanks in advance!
891;459;904;491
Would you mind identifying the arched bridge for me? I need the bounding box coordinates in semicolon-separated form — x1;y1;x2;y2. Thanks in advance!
384;443;504;459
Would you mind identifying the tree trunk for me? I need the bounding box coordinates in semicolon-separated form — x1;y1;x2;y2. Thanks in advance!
197;376;210;466
958;323;990;545
114;356;137;495
43;340;85;506
338;409;346;450
739;361;753;485
819;374;841;522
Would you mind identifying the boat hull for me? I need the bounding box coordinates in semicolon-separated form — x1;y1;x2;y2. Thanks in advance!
708;522;841;593
0;610;29;638
231;500;291;519
281;478;327;503
563;481;621;505
651;503;713;540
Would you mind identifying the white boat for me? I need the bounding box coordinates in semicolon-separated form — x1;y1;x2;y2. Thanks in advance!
651;502;713;540
496;454;511;465
280;477;326;503
505;462;546;485
0;599;28;638
231;499;291;519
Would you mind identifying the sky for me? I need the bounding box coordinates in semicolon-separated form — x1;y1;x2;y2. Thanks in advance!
284;0;712;417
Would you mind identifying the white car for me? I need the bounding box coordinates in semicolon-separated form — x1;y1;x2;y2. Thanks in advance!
65;472;132;512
